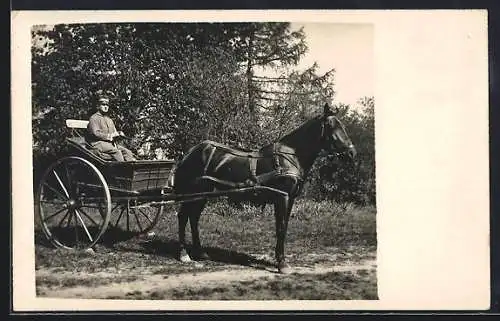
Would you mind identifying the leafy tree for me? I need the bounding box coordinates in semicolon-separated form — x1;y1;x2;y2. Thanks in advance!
32;22;375;206
224;23;307;117
303;97;376;205
258;63;336;141
32;23;287;177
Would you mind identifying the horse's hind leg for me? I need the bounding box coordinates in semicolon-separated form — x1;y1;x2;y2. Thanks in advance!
177;200;208;262
188;200;210;260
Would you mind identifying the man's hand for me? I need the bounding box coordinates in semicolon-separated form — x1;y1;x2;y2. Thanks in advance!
111;131;127;141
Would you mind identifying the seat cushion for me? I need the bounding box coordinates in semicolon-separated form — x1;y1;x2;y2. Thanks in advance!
88;147;115;161
67;137;115;161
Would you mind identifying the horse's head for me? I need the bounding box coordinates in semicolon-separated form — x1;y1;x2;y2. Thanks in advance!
321;103;357;160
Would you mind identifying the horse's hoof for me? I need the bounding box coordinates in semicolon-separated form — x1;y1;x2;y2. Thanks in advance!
84;248;95;255
179;250;192;263
278;264;292;274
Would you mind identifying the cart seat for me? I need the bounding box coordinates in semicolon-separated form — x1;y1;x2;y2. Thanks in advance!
66;137;115;161
66;119;116;162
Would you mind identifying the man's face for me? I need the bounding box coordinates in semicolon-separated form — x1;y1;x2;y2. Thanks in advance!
98;98;110;114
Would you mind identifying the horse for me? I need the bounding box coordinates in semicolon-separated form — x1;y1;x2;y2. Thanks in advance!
172;103;357;274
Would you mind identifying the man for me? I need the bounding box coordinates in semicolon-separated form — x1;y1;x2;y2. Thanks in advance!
87;93;136;161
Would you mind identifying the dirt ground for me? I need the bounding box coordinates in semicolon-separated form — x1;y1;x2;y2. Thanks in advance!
35;200;378;300
36;247;377;300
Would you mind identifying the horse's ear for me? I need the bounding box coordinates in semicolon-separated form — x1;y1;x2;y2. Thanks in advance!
323;103;337;116
323;103;332;115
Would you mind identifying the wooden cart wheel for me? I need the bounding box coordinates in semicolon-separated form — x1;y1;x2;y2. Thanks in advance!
108;199;163;238
35;156;111;250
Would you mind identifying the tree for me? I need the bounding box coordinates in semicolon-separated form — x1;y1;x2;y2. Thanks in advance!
224;23;307;117
303;97;376;206
31;23;279;173
32;22;375;205
257;63;336;144
31;23;245;169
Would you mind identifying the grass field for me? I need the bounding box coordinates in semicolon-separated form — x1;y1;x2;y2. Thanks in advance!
35;198;378;300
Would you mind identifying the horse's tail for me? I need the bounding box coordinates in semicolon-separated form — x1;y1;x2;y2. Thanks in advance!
177;140;211;165
173;140;213;193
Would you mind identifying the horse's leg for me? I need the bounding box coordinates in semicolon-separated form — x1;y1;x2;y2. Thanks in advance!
274;194;291;274
177;204;191;263
188;200;210;261
284;198;294;235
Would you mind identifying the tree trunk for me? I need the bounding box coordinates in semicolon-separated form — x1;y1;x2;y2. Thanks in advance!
246;32;256;120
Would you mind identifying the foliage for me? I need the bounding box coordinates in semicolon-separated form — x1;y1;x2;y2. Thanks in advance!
304;97;376;205
32;22;376;205
258;63;336;141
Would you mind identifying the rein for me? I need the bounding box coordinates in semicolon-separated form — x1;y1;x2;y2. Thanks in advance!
320;115;354;158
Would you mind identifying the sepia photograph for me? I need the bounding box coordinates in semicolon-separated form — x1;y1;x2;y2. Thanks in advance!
12;10;490;311
31;21;377;300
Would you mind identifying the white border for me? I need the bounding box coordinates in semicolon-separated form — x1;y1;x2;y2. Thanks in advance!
12;10;490;311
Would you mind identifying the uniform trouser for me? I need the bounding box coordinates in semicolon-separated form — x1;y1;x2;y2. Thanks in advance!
90;141;135;161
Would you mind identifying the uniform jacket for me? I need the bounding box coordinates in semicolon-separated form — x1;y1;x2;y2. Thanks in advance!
87;111;117;144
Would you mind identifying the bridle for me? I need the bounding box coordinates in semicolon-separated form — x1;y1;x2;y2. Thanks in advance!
320;116;354;158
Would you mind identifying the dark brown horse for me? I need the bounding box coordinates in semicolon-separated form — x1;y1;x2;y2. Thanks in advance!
173;103;356;274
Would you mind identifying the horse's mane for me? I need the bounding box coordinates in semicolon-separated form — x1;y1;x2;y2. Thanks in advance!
278;114;323;142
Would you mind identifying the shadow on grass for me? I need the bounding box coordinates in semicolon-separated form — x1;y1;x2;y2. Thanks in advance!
35;227;276;272
99;226;144;246
34;229;54;248
35;227;148;250
204;246;276;270
137;239;276;271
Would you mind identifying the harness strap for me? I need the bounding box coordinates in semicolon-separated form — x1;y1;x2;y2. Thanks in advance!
249;157;257;181
203;144;216;175
273;144;280;169
198;176;247;188
254;170;279;184
200;171;302;189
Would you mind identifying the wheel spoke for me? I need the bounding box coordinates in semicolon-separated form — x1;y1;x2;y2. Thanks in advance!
64;163;73;193
42;182;68;201
65;209;74;228
136;208;154;224
75;210;93;242
40;199;66;205
55;209;71;228
112;206;126;228
126;204;130;231
111;203;121;213
53;170;70;198
133;210;143;231
43;207;69;222
77;207;99;227
74;211;79;245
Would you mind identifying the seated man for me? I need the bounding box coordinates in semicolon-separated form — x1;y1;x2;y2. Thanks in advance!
87;93;136;162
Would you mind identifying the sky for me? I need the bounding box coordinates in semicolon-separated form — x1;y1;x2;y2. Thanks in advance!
32;23;374;108
288;23;374;107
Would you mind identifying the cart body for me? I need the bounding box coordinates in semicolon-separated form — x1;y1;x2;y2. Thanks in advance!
35;120;176;250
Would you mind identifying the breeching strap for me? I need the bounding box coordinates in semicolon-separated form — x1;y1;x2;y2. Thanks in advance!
200;141;304;188
203;144;217;175
249;157;257;181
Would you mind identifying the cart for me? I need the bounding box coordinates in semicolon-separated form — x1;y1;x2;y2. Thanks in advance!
35;119;287;250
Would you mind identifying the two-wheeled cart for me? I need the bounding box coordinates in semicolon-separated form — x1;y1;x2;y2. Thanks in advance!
35;119;286;250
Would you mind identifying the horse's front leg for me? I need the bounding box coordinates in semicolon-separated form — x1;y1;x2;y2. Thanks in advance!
274;195;292;274
177;205;191;263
